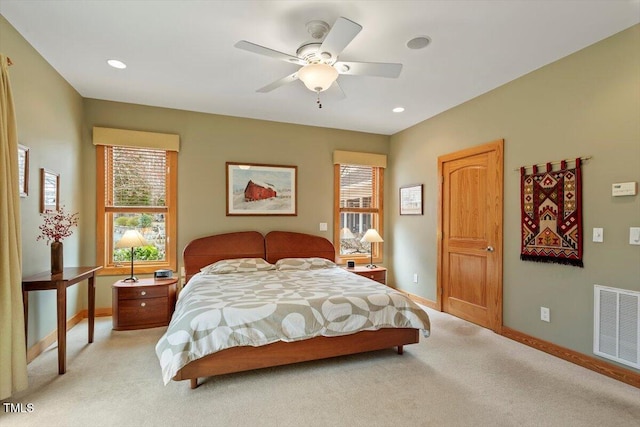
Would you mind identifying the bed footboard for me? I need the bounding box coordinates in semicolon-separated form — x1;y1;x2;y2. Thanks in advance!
175;328;420;388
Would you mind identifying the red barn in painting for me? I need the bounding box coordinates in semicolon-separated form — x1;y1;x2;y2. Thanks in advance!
244;180;277;201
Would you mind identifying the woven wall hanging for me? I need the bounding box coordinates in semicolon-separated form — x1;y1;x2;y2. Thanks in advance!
520;158;583;267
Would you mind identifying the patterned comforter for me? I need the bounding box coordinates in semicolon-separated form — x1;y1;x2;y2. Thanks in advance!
155;267;430;384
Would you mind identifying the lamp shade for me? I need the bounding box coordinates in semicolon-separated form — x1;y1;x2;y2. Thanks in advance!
361;229;383;243
297;63;338;92
115;229;149;249
340;227;355;239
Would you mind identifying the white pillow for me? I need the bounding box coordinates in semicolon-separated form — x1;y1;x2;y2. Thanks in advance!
275;257;336;271
200;258;275;274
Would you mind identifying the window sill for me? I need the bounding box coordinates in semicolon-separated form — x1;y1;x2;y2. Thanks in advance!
98;263;175;276
335;255;382;265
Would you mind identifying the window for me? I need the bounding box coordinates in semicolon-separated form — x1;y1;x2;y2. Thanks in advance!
95;128;178;275
333;160;384;264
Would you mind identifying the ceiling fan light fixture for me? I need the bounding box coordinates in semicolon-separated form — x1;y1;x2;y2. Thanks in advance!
297;63;338;92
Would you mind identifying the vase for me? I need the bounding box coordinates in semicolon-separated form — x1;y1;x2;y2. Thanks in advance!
51;241;63;275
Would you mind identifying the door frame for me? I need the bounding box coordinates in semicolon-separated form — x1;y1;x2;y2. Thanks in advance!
436;139;504;332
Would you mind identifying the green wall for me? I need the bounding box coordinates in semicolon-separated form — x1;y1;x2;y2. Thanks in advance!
81;100;389;308
4;10;639;374
0;15;85;347
388;24;640;371
2;13;388;346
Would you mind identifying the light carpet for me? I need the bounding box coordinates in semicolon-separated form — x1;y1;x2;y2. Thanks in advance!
1;308;638;427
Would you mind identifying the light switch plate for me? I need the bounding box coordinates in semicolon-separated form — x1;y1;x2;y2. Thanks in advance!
630;227;640;245
592;228;603;243
319;222;328;231
541;307;550;322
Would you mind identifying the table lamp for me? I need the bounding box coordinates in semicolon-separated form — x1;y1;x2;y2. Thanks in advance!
115;229;149;282
361;228;383;269
340;227;355;239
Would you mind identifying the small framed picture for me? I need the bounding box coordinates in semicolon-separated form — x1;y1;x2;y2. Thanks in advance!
18;144;29;197
40;168;60;212
400;184;423;215
226;162;297;216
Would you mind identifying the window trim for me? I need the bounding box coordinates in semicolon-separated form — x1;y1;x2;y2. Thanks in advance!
333;164;384;265
96;146;177;276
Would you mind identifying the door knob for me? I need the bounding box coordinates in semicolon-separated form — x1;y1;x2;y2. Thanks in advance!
486;246;495;252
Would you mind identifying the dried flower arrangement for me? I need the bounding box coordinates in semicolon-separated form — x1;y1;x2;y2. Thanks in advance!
37;206;79;245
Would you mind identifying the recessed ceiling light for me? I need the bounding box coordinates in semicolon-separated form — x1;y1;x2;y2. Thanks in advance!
393;107;405;113
406;36;431;50
107;59;127;69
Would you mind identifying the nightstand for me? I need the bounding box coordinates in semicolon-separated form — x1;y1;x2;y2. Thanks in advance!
344;266;387;285
112;278;177;331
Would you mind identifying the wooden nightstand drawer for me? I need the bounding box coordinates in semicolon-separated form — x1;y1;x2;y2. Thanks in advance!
344;266;387;285
112;278;177;331
117;285;167;300
358;270;386;284
117;297;168;326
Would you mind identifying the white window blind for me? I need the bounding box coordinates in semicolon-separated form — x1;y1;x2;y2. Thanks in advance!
339;165;376;209
106;146;167;207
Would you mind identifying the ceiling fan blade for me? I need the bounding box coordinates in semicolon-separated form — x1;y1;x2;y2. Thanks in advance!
319;17;362;63
235;40;306;66
325;80;346;100
334;61;402;78
256;71;299;93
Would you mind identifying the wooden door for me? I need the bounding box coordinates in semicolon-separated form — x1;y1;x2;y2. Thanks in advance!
438;140;503;332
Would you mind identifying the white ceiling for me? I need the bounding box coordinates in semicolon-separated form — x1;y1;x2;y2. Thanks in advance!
1;1;638;135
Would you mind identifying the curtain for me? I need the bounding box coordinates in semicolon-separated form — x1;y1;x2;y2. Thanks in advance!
0;54;28;399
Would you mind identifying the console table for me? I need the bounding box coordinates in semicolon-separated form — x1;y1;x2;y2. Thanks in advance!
22;266;102;374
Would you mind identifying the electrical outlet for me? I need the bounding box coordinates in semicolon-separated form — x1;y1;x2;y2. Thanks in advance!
540;307;550;322
413;273;418;283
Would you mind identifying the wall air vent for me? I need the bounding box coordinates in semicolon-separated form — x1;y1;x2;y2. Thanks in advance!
594;285;639;369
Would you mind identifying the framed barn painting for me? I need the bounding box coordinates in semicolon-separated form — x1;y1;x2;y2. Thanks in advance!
226;162;297;216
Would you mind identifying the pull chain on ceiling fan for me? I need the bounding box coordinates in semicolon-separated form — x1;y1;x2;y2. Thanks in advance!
235;16;402;108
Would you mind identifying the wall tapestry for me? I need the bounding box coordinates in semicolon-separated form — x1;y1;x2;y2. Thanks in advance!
520;158;583;267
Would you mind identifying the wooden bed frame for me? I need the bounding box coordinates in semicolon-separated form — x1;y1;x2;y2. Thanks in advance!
177;230;421;388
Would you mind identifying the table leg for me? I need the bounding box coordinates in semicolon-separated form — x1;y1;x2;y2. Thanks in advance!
56;280;67;374
88;275;95;343
22;289;28;348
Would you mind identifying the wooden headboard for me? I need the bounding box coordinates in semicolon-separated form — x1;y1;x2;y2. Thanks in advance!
182;230;336;283
182;231;265;283
265;231;335;264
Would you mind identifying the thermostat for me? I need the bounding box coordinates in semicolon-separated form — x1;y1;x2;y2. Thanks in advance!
612;182;637;197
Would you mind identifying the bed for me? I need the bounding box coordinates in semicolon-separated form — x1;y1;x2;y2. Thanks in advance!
156;231;430;388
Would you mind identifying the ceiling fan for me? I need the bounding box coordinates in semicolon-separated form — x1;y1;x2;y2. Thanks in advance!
235;17;402;107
